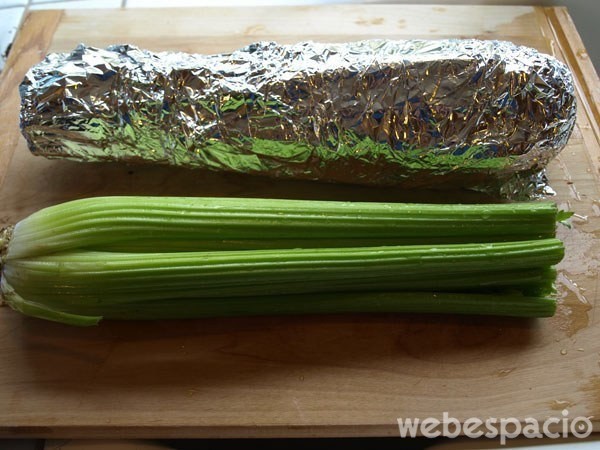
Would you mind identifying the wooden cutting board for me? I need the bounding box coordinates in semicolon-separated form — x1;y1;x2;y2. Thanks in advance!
0;5;599;438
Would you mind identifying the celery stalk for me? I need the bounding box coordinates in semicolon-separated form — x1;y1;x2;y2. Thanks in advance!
0;196;567;326
8;196;561;258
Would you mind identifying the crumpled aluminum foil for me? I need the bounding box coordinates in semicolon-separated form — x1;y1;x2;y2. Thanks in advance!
19;40;576;195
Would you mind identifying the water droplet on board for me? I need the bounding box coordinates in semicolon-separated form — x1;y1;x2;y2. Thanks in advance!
550;273;593;337
550;399;574;410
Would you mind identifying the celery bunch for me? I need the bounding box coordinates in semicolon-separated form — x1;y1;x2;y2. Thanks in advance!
0;197;566;326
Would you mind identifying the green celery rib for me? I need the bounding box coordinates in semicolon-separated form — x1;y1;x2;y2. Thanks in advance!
0;276;556;326
96;235;555;252
3;239;563;306
7;197;560;258
7;267;557;308
0;278;101;326
99;291;557;320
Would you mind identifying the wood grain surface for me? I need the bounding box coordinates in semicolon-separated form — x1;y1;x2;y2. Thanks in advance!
0;5;599;438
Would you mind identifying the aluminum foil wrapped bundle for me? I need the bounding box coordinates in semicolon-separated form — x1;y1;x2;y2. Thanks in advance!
20;40;576;194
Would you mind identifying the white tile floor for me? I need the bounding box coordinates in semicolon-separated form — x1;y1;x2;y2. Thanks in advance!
0;5;24;70
0;0;26;7
29;0;122;10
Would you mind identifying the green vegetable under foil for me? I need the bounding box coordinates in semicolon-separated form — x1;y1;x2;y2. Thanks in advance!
20;41;577;196
0;196;567;326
